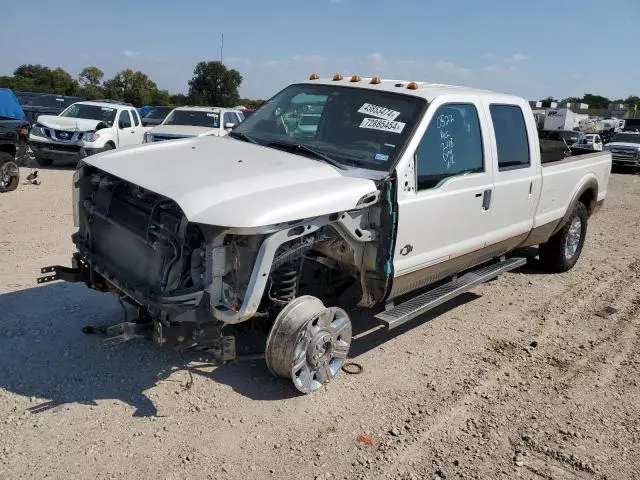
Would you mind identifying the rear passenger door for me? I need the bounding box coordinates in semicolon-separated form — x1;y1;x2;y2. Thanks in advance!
116;110;136;147
484;103;541;244
129;109;145;144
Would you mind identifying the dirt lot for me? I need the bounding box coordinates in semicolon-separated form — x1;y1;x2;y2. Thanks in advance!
1;165;640;480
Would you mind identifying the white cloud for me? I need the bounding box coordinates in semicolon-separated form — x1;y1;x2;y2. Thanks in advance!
367;52;389;70
481;65;517;74
512;53;528;61
432;60;471;75
121;50;140;58
481;52;495;59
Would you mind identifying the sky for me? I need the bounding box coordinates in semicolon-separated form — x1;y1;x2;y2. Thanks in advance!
1;0;639;101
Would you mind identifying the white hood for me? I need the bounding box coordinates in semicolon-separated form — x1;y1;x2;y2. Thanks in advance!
149;125;219;137
36;115;104;132
84;136;378;228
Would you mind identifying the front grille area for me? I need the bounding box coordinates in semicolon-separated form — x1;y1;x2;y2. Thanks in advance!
54;130;75;141
612;150;638;163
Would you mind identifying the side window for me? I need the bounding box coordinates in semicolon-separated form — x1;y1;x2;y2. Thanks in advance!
416;103;484;190
489;104;530;170
130;109;140;126
223;112;237;127
118;110;132;129
235;112;244;123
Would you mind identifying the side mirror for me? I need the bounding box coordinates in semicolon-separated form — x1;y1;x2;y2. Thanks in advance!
225;122;236;129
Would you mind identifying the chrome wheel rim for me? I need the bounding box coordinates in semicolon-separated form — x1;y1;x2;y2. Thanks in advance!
265;296;352;394
0;161;17;189
290;307;351;393
564;216;582;259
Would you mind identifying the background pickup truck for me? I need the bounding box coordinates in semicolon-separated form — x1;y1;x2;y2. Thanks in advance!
0;88;30;192
603;131;640;168
42;77;611;394
28;100;145;167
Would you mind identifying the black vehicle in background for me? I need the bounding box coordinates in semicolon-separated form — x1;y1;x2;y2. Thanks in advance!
20;93;86;124
0;89;30;192
141;106;174;127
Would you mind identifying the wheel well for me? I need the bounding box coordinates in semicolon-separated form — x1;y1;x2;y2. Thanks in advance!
105;141;116;149
578;188;596;215
0;144;16;157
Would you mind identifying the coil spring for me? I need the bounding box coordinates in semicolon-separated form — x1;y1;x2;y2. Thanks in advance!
270;264;298;304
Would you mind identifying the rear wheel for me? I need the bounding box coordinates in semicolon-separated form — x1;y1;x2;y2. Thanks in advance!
0;152;19;192
265;296;352;394
539;202;588;272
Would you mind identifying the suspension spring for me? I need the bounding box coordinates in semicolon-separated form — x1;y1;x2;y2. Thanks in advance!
269;263;299;304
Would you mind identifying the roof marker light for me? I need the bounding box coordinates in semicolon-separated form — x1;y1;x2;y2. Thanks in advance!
370;76;381;84
309;73;319;80
332;73;344;81
407;81;418;90
350;75;362;82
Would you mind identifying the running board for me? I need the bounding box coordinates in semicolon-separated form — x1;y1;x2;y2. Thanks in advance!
376;257;527;330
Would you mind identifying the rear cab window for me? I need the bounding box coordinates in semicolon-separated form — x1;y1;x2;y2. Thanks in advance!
489;104;530;171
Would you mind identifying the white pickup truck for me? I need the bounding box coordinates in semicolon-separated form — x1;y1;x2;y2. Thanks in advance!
143;106;245;143
28;101;145;167
40;76;611;394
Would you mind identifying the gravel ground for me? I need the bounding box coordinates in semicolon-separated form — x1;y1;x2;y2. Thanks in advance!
1;165;640;480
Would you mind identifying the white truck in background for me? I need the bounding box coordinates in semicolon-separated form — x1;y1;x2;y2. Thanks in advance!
143;106;245;143
40;76;611;394
28;101;145;167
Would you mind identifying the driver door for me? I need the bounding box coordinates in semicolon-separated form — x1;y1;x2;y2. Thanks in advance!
116;110;136;147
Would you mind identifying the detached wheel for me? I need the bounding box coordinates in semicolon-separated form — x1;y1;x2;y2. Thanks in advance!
265;296;352;394
539;202;588;272
0;152;19;192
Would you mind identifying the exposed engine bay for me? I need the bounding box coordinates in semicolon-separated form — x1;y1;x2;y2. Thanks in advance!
67;166;392;355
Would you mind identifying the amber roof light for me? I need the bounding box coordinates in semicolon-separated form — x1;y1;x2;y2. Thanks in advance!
332;73;344;81
350;75;362;82
370;76;381;84
309;73;319;80
407;81;418;90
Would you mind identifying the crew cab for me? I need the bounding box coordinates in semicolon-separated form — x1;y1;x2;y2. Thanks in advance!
28;101;145;167
603;131;640;167
41;76;611;394
143;106;245;143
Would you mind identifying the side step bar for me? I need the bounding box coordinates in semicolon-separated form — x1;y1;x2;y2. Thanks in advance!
376;257;527;330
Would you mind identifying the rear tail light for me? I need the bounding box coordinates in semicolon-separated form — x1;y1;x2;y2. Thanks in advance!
17;127;28;137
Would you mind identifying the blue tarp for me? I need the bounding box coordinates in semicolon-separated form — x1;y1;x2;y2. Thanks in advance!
0;88;27;121
139;105;153;118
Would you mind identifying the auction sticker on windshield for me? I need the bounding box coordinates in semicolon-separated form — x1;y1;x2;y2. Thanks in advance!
358;103;400;121
359;117;406;134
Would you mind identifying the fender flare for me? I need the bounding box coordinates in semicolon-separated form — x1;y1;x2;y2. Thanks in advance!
552;176;598;236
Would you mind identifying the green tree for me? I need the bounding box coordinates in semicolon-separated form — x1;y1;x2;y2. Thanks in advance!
238;98;266;110
581;93;611;109
103;69;160;106
79;66;104;87
624;96;640;108
169;93;189;106
188;61;242;107
11;64;78;95
560;97;582;104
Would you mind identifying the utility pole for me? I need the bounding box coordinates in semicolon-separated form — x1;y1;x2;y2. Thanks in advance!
220;33;224;64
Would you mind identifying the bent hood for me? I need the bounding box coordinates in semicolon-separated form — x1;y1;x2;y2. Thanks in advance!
84;136;378;228
36;115;103;132
148;125;219;137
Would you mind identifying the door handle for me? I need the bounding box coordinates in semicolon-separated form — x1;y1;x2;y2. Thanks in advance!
481;189;492;211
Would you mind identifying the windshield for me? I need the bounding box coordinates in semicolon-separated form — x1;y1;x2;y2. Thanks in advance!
144;106;173;120
231;83;426;171
60;104;117;125
163;110;220;127
610;133;640;144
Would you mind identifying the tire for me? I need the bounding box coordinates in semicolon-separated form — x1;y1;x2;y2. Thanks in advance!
35;156;53;167
76;143;114;169
539;202;588;272
0;152;19;192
